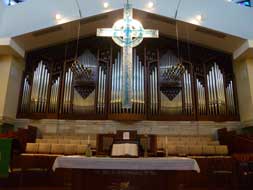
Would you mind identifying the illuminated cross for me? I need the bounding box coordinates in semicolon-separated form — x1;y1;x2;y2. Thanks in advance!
97;2;159;109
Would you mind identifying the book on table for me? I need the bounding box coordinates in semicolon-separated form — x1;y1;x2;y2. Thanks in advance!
111;143;138;157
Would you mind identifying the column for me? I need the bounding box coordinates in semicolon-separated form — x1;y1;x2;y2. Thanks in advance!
234;58;253;126
0;55;25;125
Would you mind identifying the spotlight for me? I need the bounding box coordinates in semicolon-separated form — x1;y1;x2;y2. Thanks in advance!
55;14;62;20
196;14;203;22
103;2;109;8
147;1;154;8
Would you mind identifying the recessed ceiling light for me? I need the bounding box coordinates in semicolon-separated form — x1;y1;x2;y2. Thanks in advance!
148;1;154;8
55;14;62;20
103;2;109;8
196;14;203;22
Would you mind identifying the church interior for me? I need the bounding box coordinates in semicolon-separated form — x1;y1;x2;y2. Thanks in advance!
1;0;253;189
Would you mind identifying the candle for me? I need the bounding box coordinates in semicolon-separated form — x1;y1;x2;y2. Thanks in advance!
88;135;90;145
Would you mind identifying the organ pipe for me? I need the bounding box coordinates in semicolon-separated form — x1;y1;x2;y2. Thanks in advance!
150;66;158;115
226;80;236;115
49;76;60;112
97;65;106;114
183;70;192;115
63;68;73;113
30;61;50;113
207;63;226;115
110;49;144;114
196;78;206;115
21;75;31;113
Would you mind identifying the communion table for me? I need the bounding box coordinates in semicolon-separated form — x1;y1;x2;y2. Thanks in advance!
53;156;200;190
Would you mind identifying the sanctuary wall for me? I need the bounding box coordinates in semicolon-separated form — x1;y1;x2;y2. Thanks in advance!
0;55;25;124
234;58;253;127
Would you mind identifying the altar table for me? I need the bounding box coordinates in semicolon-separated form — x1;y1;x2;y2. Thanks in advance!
53;156;200;190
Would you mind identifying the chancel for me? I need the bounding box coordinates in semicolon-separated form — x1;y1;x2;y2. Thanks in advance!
1;0;253;190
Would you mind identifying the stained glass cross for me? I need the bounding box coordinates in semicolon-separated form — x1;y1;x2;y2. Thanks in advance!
97;2;159;109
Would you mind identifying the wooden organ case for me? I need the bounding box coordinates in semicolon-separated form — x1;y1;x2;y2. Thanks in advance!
18;37;239;121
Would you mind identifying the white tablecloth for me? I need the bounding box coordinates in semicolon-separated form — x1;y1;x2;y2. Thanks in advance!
52;156;200;173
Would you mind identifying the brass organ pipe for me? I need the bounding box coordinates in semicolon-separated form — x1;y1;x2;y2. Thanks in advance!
137;52;139;114
183;73;186;114
219;67;224;114
225;84;229;114
111;63;114;113
50;80;55;112
99;66;103;113
36;62;43;111
154;67;158;114
218;64;224;113
226;83;231;114
101;69;104;114
141;64;144;114
22;79;25;112
44;72;49;112
56;78;59;111
197;80;200;114
231;81;235;114
32;63;38;112
35;62;42;112
139;57;142;114
65;69;69;113
207;75;211;114
24;78;29;112
113;59;117;113
63;72;66;112
199;81;203;114
136;54;139;114
228;81;235;114
132;50;136;114
210;69;215;115
139;58;142;114
117;52;121;113
64;70;70;113
37;64;44;112
67;69;71;113
64;69;69;113
152;70;155;114
115;57;118;113
31;71;36;111
50;81;54;112
40;66;46;112
186;72;190;114
200;81;205;114
196;79;200;114
103;72;106;113
188;72;192;114
132;51;135;114
185;72;189;114
21;78;26;112
150;73;153;114
230;82;234;114
214;64;220;114
118;49;123;113
100;66;103;114
69;70;73;112
97;66;101;113
184;72;188;114
213;66;219;115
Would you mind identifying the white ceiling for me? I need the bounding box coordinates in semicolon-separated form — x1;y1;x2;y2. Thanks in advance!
13;9;245;54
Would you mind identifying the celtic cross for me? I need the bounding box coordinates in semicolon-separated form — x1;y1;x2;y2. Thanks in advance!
97;2;159;108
